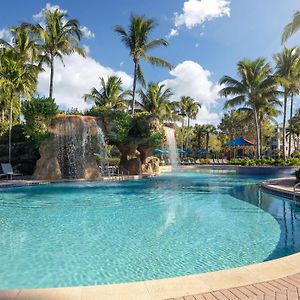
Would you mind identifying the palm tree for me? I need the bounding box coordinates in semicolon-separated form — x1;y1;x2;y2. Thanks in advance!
137;82;173;120
287;54;300;156
202;124;217;151
282;11;300;44
219;58;278;159
115;15;173;115
274;46;299;158
175;96;200;149
0;50;39;162
84;76;129;111
194;124;207;149
31;8;85;98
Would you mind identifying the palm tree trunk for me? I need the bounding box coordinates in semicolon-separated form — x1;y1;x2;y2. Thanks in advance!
288;92;294;157
283;91;288;159
8;93;13;163
206;133;209;151
259;118;263;156
181;119;184;150
254;109;261;159
49;54;54;99
187;117;190;148
131;61;138;116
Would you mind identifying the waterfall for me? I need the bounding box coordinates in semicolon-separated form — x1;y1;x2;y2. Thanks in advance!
164;126;179;172
52;116;107;179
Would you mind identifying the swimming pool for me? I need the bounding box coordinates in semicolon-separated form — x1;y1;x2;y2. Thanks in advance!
0;170;299;289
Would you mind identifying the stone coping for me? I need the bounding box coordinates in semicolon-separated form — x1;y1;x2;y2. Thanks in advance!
1;253;300;300
0;175;148;189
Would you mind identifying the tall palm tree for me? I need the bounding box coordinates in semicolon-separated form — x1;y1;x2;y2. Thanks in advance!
137;82;173;120
287;54;300;156
202;124;217;151
175;96;200;148
31;8;85;98
274;46;299;158
282;11;300;44
115;15;173;115
84;76;129;111
194;124;207;149
0;50;39;162
219;58;278;159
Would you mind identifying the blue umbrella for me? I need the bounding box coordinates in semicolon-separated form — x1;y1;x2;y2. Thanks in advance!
176;148;186;153
153;149;165;155
195;149;208;153
184;149;194;154
226;136;254;147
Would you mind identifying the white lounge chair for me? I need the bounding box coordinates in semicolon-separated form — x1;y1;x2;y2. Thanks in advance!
1;163;22;179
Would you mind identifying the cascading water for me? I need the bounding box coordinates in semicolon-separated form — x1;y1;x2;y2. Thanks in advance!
52;116;107;179
164;126;179;172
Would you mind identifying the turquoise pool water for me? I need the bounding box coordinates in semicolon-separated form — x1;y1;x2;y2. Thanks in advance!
0;170;300;289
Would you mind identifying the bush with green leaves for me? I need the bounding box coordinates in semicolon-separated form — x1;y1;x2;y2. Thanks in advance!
229;157;300;166
22;97;59;144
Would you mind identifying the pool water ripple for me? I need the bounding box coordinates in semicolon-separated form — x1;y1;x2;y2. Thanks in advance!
0;170;299;289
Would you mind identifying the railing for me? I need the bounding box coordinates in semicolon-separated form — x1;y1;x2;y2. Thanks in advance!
293;182;300;201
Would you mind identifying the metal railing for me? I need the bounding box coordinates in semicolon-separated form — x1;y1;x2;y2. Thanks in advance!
293;182;300;201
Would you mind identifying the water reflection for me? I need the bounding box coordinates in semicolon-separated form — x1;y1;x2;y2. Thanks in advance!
230;183;300;260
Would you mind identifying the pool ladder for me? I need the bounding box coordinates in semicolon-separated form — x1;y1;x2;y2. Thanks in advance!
293;182;300;201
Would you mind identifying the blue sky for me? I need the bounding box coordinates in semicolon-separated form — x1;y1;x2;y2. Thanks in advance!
0;0;300;124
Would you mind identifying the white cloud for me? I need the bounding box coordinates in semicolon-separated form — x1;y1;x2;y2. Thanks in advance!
80;26;95;39
0;28;12;43
161;60;222;125
169;0;230;37
33;3;67;21
37;53;133;111
196;105;221;125
166;28;179;39
175;0;230;29
162;60;221;106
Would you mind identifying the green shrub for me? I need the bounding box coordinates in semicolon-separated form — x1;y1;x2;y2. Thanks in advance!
295;169;300;181
22;97;59;144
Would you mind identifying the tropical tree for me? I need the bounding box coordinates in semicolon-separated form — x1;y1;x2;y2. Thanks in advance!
31;8;85;98
282;11;300;44
218;109;254;141
137;82;173;120
175;96;200;149
202;124;217;151
84;76;129;111
0;50;39;162
219;58;278;159
193;124;208;149
274;46;300;158
115;15;173;115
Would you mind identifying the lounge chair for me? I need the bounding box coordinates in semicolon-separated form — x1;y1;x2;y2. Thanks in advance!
222;158;229;164
0;163;22;179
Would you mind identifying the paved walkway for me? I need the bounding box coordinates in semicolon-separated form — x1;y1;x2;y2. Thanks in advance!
167;273;300;300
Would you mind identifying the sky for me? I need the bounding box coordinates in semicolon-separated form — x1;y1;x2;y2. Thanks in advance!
0;0;300;125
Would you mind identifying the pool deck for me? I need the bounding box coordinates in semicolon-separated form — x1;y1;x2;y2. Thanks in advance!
2;174;300;299
261;177;299;199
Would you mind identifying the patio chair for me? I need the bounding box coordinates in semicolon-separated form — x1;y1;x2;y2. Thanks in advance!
1;163;22;179
222;158;229;164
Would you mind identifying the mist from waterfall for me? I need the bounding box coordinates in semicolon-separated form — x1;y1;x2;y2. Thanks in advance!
164;127;179;172
53;116;107;179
